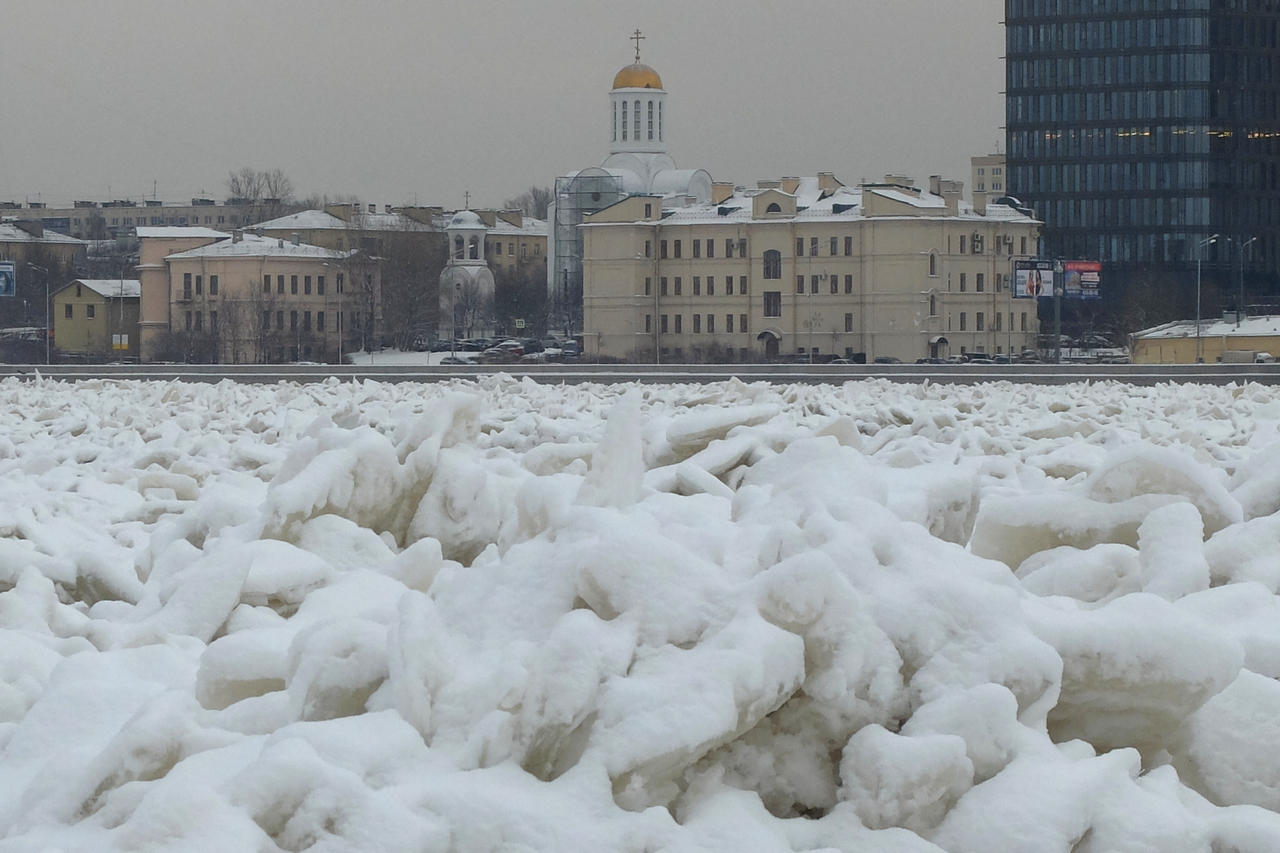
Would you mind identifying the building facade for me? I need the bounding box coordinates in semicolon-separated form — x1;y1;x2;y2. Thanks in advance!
0;198;262;241
582;174;1042;363
50;279;140;359
137;227;380;364
1006;0;1280;304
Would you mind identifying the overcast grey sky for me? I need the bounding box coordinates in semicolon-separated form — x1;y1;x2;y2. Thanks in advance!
0;0;1006;210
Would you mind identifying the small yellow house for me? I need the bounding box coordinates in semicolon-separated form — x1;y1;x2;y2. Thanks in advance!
1131;315;1280;364
51;279;141;360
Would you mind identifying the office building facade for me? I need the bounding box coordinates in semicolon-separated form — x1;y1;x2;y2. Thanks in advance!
1006;0;1280;303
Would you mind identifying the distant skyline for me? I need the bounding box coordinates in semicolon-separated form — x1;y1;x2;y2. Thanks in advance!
0;0;1006;210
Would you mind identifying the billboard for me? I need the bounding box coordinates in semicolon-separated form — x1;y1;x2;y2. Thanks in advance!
0;262;13;297
1014;259;1054;299
1062;261;1102;300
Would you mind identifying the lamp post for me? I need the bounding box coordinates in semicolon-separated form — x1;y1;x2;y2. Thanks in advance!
1236;236;1257;328
1196;234;1219;364
26;263;49;364
1053;259;1064;364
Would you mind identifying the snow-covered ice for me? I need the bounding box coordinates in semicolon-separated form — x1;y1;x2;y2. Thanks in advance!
2;373;1280;851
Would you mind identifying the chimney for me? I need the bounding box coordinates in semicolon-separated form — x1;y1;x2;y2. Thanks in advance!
711;182;735;204
780;177;801;195
384;204;392;214
291;232;300;246
232;229;243;243
368;203;376;214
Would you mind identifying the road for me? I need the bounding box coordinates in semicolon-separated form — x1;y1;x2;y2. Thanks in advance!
1;363;1279;386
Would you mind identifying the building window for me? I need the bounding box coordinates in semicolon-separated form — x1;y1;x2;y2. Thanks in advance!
276;311;284;330
316;312;324;333
693;276;702;296
796;275;805;294
290;310;298;331
810;275;818;294
739;239;747;258
193;311;202;331
317;276;325;295
1020;237;1027;255
661;314;668;334
764;291;782;317
763;249;782;279
845;236;853;256
210;311;218;334
844;313;854;333
674;314;682;334
291;275;298;295
210;275;218;296
740;313;748;332
660;240;668;259
845;274;853;294
304;276;312;295
976;312;985;332
693;239;701;258
929;294;937;316
1021;312;1027;332
929;254;937;276
976;273;984;293
830;276;838;295
810;237;819;257
647;100;654;140
262;310;271;330
645;240;652;258
994;312;1002;332
959;273;967;292
725;276;734;295
707;314;715;334
693;314;701;333
644;204;652;218
706;276;715;296
195;275;203;296
336;274;344;293
303;311;312;332
726;314;734;334
277;275;285;294
796;237;804;256
661;277;668;296
960;312;967;331
622;101;628;140
183;273;192;299
645;314;652;333
184;311;192;331
674;277;682;296
960;236;966;254
264;274;271;293
706;239;714;259
644;277;652;296
673;240;682;259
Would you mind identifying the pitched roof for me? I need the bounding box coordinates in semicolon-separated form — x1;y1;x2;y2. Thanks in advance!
59;279;142;298
136;226;229;240
165;233;350;260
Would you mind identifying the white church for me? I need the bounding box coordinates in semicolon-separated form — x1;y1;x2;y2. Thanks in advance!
548;34;713;312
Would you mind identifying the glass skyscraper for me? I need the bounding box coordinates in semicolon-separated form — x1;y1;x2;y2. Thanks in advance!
1006;0;1280;303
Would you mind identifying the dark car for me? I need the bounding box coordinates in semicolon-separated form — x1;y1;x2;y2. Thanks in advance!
561;340;581;357
872;356;903;364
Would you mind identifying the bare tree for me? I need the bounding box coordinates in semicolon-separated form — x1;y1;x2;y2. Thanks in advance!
226;167;298;225
502;186;554;219
226;167;267;203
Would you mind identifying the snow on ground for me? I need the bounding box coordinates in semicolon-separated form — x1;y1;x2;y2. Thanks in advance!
2;374;1280;852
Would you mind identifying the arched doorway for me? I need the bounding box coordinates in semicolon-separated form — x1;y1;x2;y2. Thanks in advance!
757;329;782;361
929;335;949;360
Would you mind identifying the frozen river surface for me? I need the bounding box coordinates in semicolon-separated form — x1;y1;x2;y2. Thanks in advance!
2;374;1280;852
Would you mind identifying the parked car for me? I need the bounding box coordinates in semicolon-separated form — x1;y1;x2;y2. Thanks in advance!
872;356;902;364
561;340;581;357
439;355;477;365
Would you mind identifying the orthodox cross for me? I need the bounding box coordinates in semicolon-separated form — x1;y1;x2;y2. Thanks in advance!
631;29;645;63
463;191;471;209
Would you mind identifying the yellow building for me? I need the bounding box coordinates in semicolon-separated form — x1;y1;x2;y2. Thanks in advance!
582;174;1042;363
1132;315;1280;363
51;279;141;360
136;226;231;359
0;220;88;267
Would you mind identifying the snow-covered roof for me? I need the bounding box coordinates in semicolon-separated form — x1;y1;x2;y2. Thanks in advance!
488;217;548;237
165;233;351;261
449;210;486;230
1134;315;1280;340
62;279;141;299
135;226;229;240
600;179;1037;228
249;210;436;232
0;223;86;244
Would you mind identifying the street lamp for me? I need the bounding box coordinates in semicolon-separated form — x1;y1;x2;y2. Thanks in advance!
1237;236;1258;328
1196;234;1218;364
26;263;49;364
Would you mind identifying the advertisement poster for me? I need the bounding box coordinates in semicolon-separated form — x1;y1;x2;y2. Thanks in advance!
1062;261;1102;300
0;262;14;297
1014;259;1055;299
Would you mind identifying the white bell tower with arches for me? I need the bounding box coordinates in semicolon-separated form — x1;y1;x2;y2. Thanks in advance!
609;30;667;157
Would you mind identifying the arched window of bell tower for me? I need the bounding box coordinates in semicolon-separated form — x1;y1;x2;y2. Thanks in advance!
469;236;480;260
647;101;654;140
453;236;464;260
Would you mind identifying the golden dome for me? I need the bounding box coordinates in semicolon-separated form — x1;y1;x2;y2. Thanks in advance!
612;63;663;90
